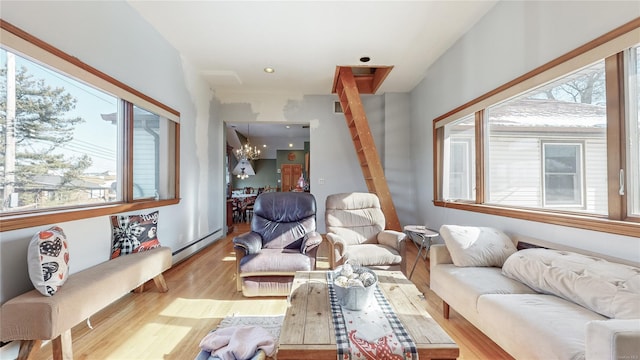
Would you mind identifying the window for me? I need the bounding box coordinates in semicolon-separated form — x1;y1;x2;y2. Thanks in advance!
443;115;475;201
485;61;606;214
1;49;120;211
542;143;584;208
433;19;640;237
628;46;640;217
0;22;179;231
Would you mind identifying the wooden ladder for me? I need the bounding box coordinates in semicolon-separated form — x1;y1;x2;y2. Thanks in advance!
332;66;401;231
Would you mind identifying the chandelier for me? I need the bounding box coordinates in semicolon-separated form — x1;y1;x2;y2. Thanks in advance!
235;124;261;160
237;167;249;180
235;142;261;160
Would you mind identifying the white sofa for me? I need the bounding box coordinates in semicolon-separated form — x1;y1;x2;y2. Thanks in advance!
430;225;640;360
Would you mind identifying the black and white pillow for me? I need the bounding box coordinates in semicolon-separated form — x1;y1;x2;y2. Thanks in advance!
110;211;161;259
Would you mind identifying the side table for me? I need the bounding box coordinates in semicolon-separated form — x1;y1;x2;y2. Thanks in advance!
404;225;439;279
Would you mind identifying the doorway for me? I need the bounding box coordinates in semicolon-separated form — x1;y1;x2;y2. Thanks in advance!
281;164;302;192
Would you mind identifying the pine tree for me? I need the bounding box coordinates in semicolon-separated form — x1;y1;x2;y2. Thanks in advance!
1;57;91;210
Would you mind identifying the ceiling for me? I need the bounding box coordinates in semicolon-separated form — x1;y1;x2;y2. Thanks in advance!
127;0;498;138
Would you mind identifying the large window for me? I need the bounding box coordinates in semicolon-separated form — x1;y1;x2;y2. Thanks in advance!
0;21;180;231
433;19;640;237
1;49;120;211
485;61;606;214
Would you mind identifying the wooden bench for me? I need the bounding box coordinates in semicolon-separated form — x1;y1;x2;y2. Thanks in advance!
0;246;172;360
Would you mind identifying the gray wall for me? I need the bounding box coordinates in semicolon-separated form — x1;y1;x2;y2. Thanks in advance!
411;0;640;262
232;159;278;190
0;1;225;304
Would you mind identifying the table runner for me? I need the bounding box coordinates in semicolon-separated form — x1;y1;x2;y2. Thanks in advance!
327;272;418;360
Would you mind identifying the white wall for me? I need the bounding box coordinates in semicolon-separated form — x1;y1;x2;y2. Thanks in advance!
411;1;640;262
0;1;224;303
218;92;414;233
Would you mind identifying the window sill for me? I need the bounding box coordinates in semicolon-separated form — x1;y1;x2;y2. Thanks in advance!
433;200;639;238
0;198;180;232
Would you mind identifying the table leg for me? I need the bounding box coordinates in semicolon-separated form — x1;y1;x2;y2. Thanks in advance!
409;235;426;280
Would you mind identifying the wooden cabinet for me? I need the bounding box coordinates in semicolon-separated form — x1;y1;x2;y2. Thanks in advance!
281;164;302;192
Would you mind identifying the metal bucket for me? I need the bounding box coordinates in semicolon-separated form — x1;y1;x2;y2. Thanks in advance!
332;265;378;310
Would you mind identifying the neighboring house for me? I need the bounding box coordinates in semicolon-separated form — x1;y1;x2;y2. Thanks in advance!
448;99;607;214
16;175;112;210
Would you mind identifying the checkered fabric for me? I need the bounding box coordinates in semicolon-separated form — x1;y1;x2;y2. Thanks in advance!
327;272;418;360
373;285;418;358
112;216;144;255
327;271;351;358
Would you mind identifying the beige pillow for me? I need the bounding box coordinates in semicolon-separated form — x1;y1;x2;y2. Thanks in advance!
440;225;516;267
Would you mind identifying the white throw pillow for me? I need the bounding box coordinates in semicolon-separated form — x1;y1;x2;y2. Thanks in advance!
27;226;70;296
502;248;640;319
440;225;517;267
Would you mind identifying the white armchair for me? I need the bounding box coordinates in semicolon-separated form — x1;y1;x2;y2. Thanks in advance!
325;192;407;274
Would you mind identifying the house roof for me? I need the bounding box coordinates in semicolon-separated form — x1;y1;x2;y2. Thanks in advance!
489;99;606;129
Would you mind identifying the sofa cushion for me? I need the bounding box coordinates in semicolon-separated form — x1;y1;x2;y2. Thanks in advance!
502;248;640;319
478;294;607;360
430;264;537;328
440;225;517;267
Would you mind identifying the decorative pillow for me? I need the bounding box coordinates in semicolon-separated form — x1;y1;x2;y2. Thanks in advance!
110;210;161;259
27;226;70;296
502;248;640;319
440;225;517;267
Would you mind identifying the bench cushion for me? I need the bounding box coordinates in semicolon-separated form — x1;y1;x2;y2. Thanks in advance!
1;246;171;341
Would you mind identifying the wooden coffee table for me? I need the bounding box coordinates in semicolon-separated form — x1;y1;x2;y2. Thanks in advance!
278;271;459;360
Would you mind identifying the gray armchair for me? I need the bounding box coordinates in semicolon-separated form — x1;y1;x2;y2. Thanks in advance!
325;192;407;274
233;192;322;297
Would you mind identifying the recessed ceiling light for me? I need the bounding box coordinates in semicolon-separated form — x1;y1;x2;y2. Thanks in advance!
264;67;275;73
262;144;267;148
289;143;293;148
359;56;371;63
285;125;291;129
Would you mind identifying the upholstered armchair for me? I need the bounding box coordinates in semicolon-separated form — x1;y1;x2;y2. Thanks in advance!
233;192;323;297
325;192;407;274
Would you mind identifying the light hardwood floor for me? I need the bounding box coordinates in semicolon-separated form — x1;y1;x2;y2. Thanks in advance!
29;222;513;360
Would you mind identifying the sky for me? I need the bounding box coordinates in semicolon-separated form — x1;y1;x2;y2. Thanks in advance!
2;48;119;174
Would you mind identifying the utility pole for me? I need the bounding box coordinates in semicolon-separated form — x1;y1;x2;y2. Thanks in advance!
4;52;16;209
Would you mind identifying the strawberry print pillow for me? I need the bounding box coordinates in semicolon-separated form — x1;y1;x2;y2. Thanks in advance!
27;226;70;296
110;211;161;259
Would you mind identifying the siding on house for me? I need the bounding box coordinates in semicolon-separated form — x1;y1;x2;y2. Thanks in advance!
488;132;607;214
133;127;158;198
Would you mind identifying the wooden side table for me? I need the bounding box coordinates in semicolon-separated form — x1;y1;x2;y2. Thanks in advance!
404;225;439;279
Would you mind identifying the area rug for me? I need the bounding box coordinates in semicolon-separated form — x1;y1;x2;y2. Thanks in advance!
217;314;285;340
